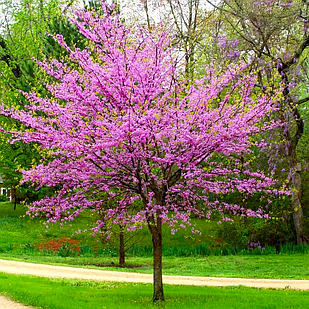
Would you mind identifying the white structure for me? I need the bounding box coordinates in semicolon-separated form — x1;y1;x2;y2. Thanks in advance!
0;174;11;201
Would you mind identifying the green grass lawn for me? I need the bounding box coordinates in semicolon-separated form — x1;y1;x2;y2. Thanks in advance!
0;272;309;309
0;202;218;253
1;202;309;308
1;253;309;279
1;201;309;280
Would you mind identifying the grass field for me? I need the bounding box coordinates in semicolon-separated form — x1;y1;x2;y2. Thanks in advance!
1;254;309;279
1;202;309;308
0;272;309;309
0;202;218;254
0;202;309;280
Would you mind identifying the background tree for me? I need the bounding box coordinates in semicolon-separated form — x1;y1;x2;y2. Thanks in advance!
0;0;101;206
98;191;142;266
100;222;142;266
204;0;309;244
138;0;218;80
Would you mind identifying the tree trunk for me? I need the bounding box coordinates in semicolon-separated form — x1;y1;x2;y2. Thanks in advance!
12;188;17;211
277;62;304;245
152;230;164;302
119;229;126;266
148;217;164;302
291;163;304;245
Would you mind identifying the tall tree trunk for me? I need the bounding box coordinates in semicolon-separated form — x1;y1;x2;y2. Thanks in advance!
119;228;125;266
286;143;304;246
152;228;164;302
12;187;17;211
290;161;303;244
148;216;164;302
278;63;304;244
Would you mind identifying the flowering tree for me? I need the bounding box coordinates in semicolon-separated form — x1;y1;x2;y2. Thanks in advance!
1;4;282;302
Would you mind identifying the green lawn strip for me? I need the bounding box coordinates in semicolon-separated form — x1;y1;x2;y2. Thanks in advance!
1;253;309;280
0;272;308;309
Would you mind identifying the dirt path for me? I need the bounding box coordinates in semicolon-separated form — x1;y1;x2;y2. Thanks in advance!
0;296;35;309
1;258;309;308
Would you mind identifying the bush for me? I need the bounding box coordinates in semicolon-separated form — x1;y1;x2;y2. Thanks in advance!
216;214;295;253
0;195;8;202
217;218;249;249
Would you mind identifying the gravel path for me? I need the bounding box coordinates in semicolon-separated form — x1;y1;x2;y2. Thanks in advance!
1;258;309;308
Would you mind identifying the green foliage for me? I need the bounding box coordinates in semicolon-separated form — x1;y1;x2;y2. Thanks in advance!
0;0;101;202
0;195;8;202
217;219;249;249
0;0;60;199
248;218;295;247
297;101;309;239
217;194;295;251
57;244;77;258
79;245;94;256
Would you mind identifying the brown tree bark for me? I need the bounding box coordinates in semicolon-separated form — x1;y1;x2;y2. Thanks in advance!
119;228;126;266
147;214;164;302
11;187;17;211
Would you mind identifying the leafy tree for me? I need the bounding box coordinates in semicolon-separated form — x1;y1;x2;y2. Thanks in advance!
204;0;309;244
1;3;283;302
97;191;142;266
101;222;141;266
0;0;101;205
137;0;219;80
134;1;295;247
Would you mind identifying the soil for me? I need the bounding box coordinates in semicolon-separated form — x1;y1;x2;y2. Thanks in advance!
0;295;35;309
1;258;309;308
